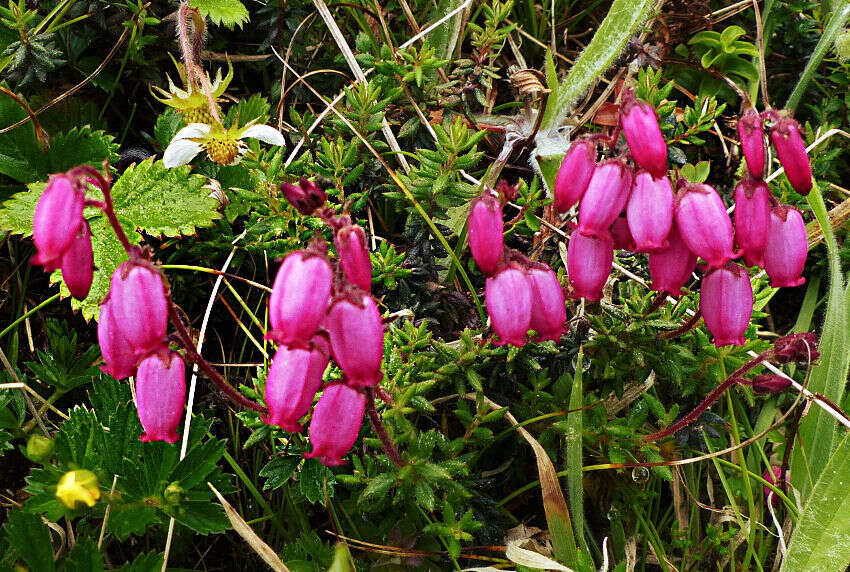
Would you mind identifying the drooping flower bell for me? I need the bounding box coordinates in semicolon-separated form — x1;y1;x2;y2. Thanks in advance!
31;174;84;272
620;89;668;178
737;109;766;179
527;264;567;342
326;292;384;387
610;215;636;251
734;179;771;267
304;383;366;466
554;139;596;214
97;301;139;380
700;262;753;347
105;261;168;357
281;178;327;215
674;183;737;268
770;118;812;194
648;225;697;296
764;205;807;288
762;466;787;507
335;222;372;292
567;231;614;301
264;336;330;432
267;249;333;346
751;374;792;395
771;332;819;364
577;159;634;238
61;221;94;300
626;171;674;252
485;263;532;346
135;351;186;443
468;191;504;276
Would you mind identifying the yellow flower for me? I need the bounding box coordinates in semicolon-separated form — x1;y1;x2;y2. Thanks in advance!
56;469;101;509
163;120;285;167
151;59;233;125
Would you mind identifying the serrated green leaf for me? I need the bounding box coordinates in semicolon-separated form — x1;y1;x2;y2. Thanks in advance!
63;537;105;572
300;458;335;504
4;510;55;572
171;438;226;490
108;506;161;540
224;94;270;127
260;456;301;490
117;552;164;572
359;472;394;505
190;0;249;29
172;500;230;534
154;108;185;149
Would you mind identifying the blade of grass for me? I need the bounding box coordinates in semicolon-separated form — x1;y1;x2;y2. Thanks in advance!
566;348;587;553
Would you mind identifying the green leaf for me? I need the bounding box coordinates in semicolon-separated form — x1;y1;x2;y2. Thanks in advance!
299;458;335;504
566;350;586;552
190;0;249;29
224;94;270;127
359;472;395;506
4;510;55;572
259;456;301;491
110;159;221;237
108;506;161;540
117;552;164;572
154;108;185;149
172;500;230;534
47;127;118;175
63;537;105;572
782;433;850;572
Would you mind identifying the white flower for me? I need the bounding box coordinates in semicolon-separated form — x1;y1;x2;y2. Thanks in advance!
162;122;286;168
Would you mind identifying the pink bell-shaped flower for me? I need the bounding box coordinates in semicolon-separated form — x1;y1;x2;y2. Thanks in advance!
527;264;567;342
61;220;94;300
762;466;787;507
610;215;636;251
335;223;372;292
770;118;812;194
554;139;596;213
32;174;84;272
106;262;168;357
267;250;333;346
468;192;504;276
648;225;697;296
485;263;532;346
304;383;366;466
97;302;139;380
326;292;384;387
620;90;668;178
135;351;186;444
264;337;330;432
764;205;807;288
734;179;771;267
675;183;737;268
567;231;614;301
626;171;674;252
577;159;634;238
280;178;327;215
700;262;753;347
737;110;766;179
751;374;792;395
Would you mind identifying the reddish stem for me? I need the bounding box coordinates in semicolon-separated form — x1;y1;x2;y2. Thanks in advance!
366;388;405;467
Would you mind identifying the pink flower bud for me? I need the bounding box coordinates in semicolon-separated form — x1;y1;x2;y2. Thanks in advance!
626;171;674;252
107;262;168;357
700;262;753;347
610;215;636;251
264;337;329;432
734;179;771;267
304;383;366;466
97;302;138;379
135;351;186;444
772;332;819;364
762;466;787;507
648;225;697;296
335;224;372;292
61;221;94;300
620;90;668;178
527;264;567;342
326;293;384;387
485;264;532;346
577;159;634;238
674;183;737;268
32;174;84;272
267;250;333;346
751;374;792;395
280;178;327;215
554;140;596;213
468;192;504;276
567;231;614;301
737;110;766;178
770;118;812;194
764;205;807;288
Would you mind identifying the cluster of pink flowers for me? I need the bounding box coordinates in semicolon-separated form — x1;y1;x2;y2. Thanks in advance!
545;89;811;348
267;178;383;466
468;188;567;347
31;174;94;300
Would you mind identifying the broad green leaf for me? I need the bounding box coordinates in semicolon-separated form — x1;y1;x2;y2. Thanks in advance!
782;433;850;572
542;0;655;130
224;94;270;127
259;456;301;491
792;185;850;498
190;0;249;29
4;510;55;572
429;0;465;60
117;552;164;572
172;500;230;534
63;538;105;572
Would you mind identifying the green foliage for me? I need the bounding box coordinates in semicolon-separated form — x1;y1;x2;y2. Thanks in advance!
685;26;760;100
25;319;101;392
190;0;249;29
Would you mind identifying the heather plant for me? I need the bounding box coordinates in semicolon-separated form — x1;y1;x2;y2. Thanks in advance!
1;1;850;571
